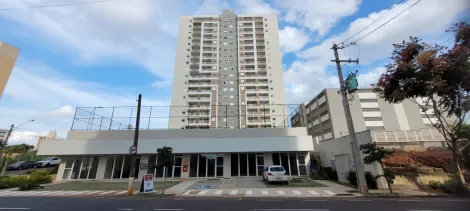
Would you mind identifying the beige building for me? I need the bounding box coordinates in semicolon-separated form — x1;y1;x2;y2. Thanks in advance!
36;131;58;151
169;10;287;129
0;42;20;100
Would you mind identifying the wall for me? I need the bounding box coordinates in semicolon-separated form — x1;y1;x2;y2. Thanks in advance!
38;135;314;155
95;156;107;180
66;127;309;140
313;130;387;189
394;175;451;186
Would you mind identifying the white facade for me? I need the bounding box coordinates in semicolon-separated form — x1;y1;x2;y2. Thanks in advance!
38;128;314;181
169;10;286;129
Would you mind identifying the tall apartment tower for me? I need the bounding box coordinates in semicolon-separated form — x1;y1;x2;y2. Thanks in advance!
169;10;286;129
0;42;20;100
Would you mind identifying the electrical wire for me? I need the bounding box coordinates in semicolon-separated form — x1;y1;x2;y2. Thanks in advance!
0;0;123;11
341;0;406;45
349;0;422;45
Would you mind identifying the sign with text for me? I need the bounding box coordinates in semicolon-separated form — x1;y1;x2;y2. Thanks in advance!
139;174;154;194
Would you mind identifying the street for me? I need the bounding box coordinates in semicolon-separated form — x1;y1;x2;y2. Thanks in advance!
0;196;468;211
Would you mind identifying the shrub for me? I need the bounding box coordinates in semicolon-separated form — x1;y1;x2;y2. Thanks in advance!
18;181;40;191
428;180;442;189
346;170;357;186
323;167;338;181
441;179;467;194
25;169;36;175
0;176;28;189
365;172;378;189
48;166;59;175
29;171;52;184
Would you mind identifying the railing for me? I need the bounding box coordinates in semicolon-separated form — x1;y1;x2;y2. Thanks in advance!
188;97;211;101
188;83;211;86
339;128;445;142
188;90;211;93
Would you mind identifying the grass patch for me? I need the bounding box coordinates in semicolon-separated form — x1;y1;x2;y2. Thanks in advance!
266;178;327;188
43;181;180;191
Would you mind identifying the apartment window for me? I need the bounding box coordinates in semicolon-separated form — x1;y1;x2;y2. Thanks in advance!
229;103;234;106
272;110;275;113
362;108;380;112
230;88;234;91
212;118;216;122
364;117;383;121
229;118;234;122
182;119;185;122
223;88;227;91
366;126;385;130
270;95;274;97
360;99;378;102
230;81;234;84
182;111;186;114
270;88;273;90
230;96;234;99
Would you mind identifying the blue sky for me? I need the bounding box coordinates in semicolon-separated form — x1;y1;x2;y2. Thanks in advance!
0;0;468;145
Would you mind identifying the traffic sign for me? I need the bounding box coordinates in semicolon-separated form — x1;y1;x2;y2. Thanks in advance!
129;145;137;155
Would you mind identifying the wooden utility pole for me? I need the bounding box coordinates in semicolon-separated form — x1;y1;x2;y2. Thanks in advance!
127;94;142;195
331;44;368;194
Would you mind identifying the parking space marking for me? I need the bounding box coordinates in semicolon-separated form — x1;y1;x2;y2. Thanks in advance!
116;191;128;195
197;190;208;195
214;190;223;195
86;191;102;195
261;190;268;195
277;190;285;195
308;190;319;196
182;191;191;195
245;190;253;195
292;190;302;195
323;190;336;196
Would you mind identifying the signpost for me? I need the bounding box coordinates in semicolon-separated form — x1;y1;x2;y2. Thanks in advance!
129;145;137;155
139;174;154;194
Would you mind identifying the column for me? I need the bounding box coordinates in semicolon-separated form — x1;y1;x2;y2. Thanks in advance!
223;153;231;178
95;156;108;180
181;154;191;179
264;152;273;166
55;158;67;181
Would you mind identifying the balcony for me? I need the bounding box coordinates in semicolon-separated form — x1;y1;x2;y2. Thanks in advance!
246;96;269;100
243;81;269;86
239;74;267;79
189;75;216;80
246;111;271;116
246;104;269;108
188;121;210;126
188;83;211;87
188;97;211;102
188;105;211;110
188;90;211;95
247;120;271;125
188;113;210;118
245;89;269;93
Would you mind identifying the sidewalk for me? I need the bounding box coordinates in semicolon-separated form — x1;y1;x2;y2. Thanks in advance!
178;187;356;197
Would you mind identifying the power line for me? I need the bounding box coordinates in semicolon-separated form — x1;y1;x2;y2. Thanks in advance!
0;0;123;11
348;0;422;45
341;0;405;45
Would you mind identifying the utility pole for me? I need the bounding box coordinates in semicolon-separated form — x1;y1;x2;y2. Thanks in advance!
331;43;368;194
0;124;14;173
128;94;142;195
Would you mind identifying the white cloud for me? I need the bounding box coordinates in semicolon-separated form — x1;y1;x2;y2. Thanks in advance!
152;80;172;88
237;0;279;14
278;26;310;53
8;130;48;146
278;0;362;36
50;105;75;118
357;67;385;88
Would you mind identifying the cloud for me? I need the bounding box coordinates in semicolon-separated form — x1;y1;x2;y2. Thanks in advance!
278;26;310;53
357;67;386;88
152;80;172;88
278;0;362;36
50;105;75;118
8;130;48;146
237;0;279;15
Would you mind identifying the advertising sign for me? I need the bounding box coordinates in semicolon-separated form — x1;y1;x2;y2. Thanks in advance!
140;174;154;194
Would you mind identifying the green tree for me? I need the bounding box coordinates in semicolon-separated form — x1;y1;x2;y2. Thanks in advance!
359;143;395;193
373;22;470;186
460;123;470;169
155;146;173;194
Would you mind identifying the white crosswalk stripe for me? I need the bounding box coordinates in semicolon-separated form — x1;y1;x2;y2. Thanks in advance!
116;191;128;195
213;190;223;195
87;191;103;195
229;190;237;195
276;190;285;195
99;191;115;195
261;190;268;195
245;190;253;196
308;190;320;196
197;190;208;195
182;190;191;195
292;190;302;195
37;191;53;195
69;191;89;195
323;190;336;196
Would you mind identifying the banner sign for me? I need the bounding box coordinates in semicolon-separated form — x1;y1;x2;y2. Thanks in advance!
140;174;154;194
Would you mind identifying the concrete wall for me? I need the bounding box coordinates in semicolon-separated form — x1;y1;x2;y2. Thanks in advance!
55;159;66;181
313;130;387;189
95;156;107;180
38;135;314;155
394;174;451;186
66;127;309;140
223;153;231;178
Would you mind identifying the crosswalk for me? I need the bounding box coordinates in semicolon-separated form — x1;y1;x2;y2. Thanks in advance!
179;189;344;197
0;190;131;197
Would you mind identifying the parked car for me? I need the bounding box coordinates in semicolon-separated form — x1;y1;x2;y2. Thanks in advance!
263;165;289;184
7;161;37;171
36;157;61;168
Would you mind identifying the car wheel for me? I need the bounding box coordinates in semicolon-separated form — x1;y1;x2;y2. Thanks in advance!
45;163;50;167
18;166;23;170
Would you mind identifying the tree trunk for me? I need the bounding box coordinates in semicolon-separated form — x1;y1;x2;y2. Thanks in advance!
451;139;466;185
380;162;393;194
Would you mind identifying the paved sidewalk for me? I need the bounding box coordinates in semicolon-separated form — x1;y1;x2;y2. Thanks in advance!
178;187;356;198
0;190;132;197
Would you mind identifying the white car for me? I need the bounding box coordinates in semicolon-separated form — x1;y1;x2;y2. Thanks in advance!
36;157;61;168
263;165;289;184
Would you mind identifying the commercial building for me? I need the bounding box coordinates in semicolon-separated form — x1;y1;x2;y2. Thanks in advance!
291;88;447;188
169;10;286;129
0;42;19;100
37;10;314;181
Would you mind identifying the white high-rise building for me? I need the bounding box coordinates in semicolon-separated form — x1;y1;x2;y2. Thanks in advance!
169;10;286;129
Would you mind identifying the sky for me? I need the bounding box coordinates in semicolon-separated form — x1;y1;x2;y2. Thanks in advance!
0;0;468;146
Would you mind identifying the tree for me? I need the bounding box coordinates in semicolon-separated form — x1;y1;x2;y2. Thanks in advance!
155;146;173;195
360;143;395;193
460;123;470;169
373;22;470;186
0;144;35;172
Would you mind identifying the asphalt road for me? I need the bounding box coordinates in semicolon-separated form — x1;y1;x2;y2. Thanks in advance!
0;196;468;211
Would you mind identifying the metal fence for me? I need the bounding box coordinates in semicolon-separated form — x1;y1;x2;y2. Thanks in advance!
71;104;302;131
340;128;445;142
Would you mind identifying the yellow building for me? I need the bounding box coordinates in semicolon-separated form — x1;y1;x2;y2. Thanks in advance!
0;42;20;100
36;131;57;151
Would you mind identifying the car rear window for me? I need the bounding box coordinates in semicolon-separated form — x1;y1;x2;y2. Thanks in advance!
270;167;285;172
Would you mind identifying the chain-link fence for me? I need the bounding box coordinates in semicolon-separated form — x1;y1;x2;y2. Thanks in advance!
71;104;302;131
